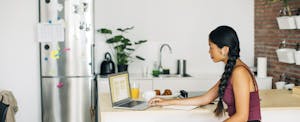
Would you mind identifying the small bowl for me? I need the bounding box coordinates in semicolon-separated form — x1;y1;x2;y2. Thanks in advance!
275;81;286;89
284;83;295;90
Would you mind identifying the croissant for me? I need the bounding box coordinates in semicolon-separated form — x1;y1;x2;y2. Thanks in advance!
162;89;172;95
154;89;161;95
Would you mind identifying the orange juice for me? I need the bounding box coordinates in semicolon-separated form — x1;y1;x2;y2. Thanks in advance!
131;88;140;99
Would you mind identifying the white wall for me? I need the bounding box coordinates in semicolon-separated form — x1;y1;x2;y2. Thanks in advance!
0;0;253;121
0;0;40;122
95;0;254;76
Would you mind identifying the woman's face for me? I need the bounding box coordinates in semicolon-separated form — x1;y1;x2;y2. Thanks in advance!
208;40;224;63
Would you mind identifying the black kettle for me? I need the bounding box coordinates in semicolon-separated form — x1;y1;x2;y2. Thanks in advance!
100;52;115;76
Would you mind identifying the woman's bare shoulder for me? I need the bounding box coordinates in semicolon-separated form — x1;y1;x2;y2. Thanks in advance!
231;65;251;83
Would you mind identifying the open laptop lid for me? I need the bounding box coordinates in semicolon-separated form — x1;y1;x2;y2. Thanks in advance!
108;72;132;106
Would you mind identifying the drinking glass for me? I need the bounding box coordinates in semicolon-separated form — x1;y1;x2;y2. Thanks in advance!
131;81;140;99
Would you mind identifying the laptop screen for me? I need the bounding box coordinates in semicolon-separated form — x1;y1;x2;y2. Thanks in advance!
108;73;131;103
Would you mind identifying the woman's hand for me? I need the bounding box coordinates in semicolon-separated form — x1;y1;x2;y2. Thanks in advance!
148;97;169;106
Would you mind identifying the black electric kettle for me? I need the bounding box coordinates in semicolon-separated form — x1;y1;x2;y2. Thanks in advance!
100;52;115;76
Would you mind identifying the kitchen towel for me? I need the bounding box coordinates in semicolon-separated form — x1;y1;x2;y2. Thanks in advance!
257;57;267;78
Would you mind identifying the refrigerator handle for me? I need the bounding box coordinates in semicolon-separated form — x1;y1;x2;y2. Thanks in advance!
91;44;95;74
90;74;98;122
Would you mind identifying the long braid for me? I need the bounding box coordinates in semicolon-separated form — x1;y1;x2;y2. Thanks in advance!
214;54;238;117
209;26;241;117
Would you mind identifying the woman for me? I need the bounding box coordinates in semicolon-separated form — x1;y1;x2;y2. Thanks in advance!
149;26;261;122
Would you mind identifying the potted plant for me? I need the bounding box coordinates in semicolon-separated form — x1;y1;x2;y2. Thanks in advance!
268;0;297;29
97;26;147;72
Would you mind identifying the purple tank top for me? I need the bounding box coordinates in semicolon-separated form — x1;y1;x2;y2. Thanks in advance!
223;78;261;121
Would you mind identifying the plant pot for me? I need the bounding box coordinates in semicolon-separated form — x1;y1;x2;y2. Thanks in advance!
276;16;296;29
294;51;300;65
117;64;128;72
276;48;296;64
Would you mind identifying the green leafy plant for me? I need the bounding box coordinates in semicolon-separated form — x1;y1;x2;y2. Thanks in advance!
97;26;147;66
267;0;294;16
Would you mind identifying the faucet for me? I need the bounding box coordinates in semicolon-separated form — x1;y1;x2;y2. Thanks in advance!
158;43;172;73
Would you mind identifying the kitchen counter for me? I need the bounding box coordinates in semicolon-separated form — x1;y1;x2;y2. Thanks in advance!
259;89;300;109
98;89;300;122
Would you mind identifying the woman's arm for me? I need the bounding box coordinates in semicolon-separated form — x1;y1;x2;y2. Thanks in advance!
224;66;251;122
149;80;220;106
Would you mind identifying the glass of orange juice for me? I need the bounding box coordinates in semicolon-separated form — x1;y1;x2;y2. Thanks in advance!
131;81;140;99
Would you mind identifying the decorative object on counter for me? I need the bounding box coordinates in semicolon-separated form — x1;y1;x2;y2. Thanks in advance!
275;81;286;89
100;52;115;77
162;69;170;74
152;61;160;77
179;90;188;98
176;59;191;77
152;70;160;77
97;26;147;72
284;83;295;90
257;57;267;78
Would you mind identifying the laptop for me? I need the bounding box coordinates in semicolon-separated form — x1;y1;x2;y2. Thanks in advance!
108;72;148;110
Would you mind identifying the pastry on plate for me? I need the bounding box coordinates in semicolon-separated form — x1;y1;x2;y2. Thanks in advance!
162;89;172;95
154;89;161;95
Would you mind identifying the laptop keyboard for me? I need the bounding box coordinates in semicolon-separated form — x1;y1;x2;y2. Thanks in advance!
119;101;144;107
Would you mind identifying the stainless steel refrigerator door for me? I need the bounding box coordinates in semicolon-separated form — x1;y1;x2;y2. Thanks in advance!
42;77;95;122
40;0;94;77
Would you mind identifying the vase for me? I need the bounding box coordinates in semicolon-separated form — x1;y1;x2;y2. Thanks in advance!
117;64;128;72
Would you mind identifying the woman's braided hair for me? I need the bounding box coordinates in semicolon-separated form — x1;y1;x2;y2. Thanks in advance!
209;26;240;117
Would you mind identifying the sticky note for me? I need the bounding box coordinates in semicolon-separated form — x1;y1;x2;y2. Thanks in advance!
51;50;60;59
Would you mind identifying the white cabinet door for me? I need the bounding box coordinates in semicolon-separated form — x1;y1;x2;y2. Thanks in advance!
153;79;216;92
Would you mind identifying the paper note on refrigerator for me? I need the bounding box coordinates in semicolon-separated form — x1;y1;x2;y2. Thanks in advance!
37;23;64;42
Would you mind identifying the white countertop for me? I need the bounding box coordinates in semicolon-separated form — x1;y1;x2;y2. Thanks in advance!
98;89;300;122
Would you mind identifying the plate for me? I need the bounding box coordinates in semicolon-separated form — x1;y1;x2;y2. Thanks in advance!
156;92;180;99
